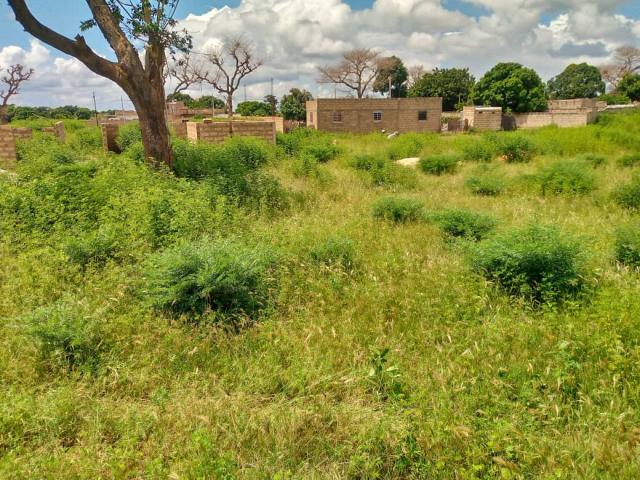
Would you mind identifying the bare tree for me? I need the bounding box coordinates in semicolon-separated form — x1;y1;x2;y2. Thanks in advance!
8;0;191;168
198;37;263;118
0;64;34;124
318;48;381;98
165;53;205;95
599;45;640;91
407;65;425;88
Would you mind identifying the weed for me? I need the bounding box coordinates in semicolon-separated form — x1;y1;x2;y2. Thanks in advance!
431;208;497;241
615;221;640;268
499;135;535;163
536;159;597;195
372;196;425;223
419;153;460;175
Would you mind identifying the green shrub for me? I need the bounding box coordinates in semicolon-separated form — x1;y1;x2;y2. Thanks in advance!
63;228;118;269
302;139;339;163
352;155;417;189
386;133;425;160
465;165;507;196
615;221;640;268
145;239;277;321
499;135;535;163
419;154;460;175
471;224;587;304
309;236;356;270
462;138;496;162
372;196;424;223
276;128;314;156
431;209;497;241
27;301;104;374
617;153;640;167
223;137;272;169
536;160;597;195
351;154;386;171
613;176;640;211
69;128;102;151
575;153;606;168
116;122;142;152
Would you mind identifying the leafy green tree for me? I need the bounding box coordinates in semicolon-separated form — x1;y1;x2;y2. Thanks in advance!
189;95;225;109
618;73;640;102
472;63;547;113
408;67;475;111
547;63;605;99
236;100;272;117
599;93;630;105
373;56;408;98
166;92;194;104
264;95;278;116
280;88;313;121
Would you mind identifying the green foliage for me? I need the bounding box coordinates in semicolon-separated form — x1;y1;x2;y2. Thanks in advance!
547;63;605;99
69;127;102;151
63;228;118;269
373;56;408;98
618;73;640;102
613;175;640;210
575;153;607;168
617;153;640;167
615;221;640;268
372;196;424;223
366;348;405;401
351;153;386;171
280;88;313;121
236;100;272;117
419;153;460;175
386;133;425;160
430;208;497;241
498;135;535;163
7;104;93;121
408;67;475;111
27;301;105;374
472;224;587;304
465;165;507;196
145;239;276;321
536;159;597;195
462;137;496;162
308;236;356;271
167;92;225;109
116;122;142;152
350;153;418;189
472;62;547;113
301;138;339;163
599;93;631;105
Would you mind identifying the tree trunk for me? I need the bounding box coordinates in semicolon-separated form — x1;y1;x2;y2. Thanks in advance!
132;95;172;168
227;93;233;119
0;105;8;125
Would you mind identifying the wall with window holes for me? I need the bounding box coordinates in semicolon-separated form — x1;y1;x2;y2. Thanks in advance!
306;98;442;134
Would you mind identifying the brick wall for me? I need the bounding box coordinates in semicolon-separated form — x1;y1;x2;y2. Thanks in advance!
462;106;502;131
170;120;189;139
548;98;596;111
514;112;593;129
186;120;276;145
41;121;65;142
101;123;121;153
233;121;276;143
11;128;33;140
308;98;442;134
0;126;16;169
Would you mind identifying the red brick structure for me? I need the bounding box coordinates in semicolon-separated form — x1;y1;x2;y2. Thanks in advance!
306;98;442;134
0;126;16;169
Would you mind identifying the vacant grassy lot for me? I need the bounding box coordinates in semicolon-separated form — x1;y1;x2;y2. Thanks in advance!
2;111;640;479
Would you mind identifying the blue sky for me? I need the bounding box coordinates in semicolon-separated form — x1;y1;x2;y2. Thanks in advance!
1;1;639;108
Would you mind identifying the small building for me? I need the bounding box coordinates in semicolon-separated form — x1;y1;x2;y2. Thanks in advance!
462;106;502;131
306;98;442;134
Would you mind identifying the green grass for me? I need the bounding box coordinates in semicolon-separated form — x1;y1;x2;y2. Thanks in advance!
2;111;640;478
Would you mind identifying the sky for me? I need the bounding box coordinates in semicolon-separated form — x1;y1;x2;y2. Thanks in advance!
0;0;639;110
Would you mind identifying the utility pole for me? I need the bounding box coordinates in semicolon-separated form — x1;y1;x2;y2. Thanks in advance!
120;96;124;111
92;91;98;127
388;76;392;98
244;85;247;102
212;89;215;118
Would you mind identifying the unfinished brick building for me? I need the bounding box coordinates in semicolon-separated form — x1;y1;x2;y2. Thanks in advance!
462;106;502;131
306;98;442;134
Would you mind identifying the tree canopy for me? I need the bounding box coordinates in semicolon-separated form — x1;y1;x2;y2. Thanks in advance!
166;92;225;109
236;100;272;117
408;67;475;111
373;56;408;98
472;62;547;113
280;88;313;121
547;63;605;99
618;73;640;102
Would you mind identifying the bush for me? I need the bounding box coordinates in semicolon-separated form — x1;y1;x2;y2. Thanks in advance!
386;133;425;160
617;153;640;167
536;159;597;195
462;138;496;162
372;196;425;223
116;122;142;152
575;153;606;168
223;137;272;170
145;239;277;321
431;209;497;241
499;136;535;163
302;139;339;163
419;154;460;175
615;221;640;268
27;301;104;374
69;128;102;151
613;176;640;211
63;228;118;269
465;165;507;196
351;154;386;171
309;236;356;270
471;224;587;304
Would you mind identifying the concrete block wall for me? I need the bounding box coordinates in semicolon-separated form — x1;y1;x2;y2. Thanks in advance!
11;128;33;140
41;121;65;142
548;98;596;111
186;120;277;145
233;121;276;144
101;123;121;153
462;106;502;131
514;112;592;129
170;120;189;139
0;126;17;169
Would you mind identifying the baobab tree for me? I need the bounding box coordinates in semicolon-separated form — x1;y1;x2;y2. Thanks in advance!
599;45;640;91
0;64;33;124
165;53;205;96
318;48;381;98
7;0;191;168
198;37;263;118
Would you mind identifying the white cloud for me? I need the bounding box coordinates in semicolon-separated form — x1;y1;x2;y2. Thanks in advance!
1;0;639;108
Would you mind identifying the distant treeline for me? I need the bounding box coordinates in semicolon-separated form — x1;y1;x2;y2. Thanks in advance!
6;105;96;121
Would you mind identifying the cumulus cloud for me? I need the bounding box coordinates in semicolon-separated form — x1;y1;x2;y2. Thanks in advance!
1;0;639;108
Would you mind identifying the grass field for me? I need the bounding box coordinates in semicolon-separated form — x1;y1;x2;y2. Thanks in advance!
2;111;640;479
